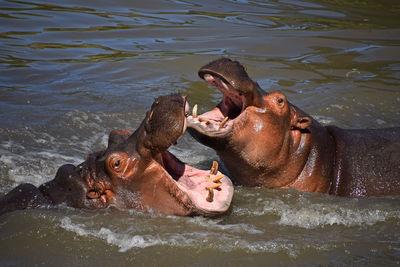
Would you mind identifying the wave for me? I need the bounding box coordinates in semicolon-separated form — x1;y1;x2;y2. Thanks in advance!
59;216;318;256
233;192;400;229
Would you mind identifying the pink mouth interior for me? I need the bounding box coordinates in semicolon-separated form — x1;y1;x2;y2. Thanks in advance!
203;74;244;119
186;74;245;132
160;150;233;213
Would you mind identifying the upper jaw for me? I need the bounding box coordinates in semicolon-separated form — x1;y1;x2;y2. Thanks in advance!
39;161;112;209
186;72;246;138
198;57;253;94
75;153;115;208
203;73;245;118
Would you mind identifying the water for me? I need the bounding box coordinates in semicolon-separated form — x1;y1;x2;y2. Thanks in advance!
1;0;400;265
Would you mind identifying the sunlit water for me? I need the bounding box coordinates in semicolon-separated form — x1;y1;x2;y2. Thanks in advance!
1;0;400;265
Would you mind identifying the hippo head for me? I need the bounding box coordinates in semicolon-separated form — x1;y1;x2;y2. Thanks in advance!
187;58;314;187
187;58;267;151
40;94;233;216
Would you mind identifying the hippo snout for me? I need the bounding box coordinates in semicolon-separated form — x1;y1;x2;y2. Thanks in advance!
39;164;99;208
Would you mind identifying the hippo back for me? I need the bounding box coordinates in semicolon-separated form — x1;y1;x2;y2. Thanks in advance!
327;126;400;197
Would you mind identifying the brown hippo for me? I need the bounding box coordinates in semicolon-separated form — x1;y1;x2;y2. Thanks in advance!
0;94;233;216
187;58;400;197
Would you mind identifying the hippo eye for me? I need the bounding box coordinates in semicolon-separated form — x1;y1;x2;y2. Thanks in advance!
277;97;284;104
113;160;120;168
106;152;128;174
110;157;124;172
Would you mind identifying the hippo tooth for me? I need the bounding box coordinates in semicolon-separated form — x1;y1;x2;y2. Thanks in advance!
100;194;107;205
208;174;224;183
210;161;218;175
206;188;214;202
192;104;198;118
219;117;229;129
207;183;222;190
198;116;210;125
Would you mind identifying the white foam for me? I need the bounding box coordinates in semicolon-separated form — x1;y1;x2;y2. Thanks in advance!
60;217;167;252
0;118;112;191
187;216;263;235
0;153;47;187
35;151;81;164
59;216;304;254
331;104;344;110
262;198;400;229
376;119;386;125
312;115;335;125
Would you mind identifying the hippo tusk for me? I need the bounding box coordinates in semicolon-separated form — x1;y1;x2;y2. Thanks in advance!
206;183;222;190
210;161;218;175
100;194;107;205
192;104;198;118
219;117;229;129
206;187;214;202
205;180;223;202
198;116;210;125
208;174;224;183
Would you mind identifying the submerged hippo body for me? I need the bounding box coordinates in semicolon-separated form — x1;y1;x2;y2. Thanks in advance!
0;94;233;216
187;58;400;197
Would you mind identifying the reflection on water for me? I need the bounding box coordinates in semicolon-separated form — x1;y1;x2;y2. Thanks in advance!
1;0;400;265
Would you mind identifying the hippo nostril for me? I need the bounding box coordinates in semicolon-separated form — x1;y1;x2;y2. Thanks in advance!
87;190;100;199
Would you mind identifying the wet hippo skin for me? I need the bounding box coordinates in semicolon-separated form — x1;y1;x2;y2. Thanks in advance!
0;94;233;216
187;58;400;197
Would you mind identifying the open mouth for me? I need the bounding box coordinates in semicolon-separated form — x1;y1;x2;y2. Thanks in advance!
148;95;233;216
156;96;233;215
73;94;233;216
77;127;234;215
159;150;233;216
186;72;246;138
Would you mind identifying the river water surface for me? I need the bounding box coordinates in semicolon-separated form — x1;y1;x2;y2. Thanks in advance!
1;0;400;266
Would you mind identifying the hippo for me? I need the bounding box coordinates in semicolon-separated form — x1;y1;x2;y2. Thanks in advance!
187;58;400;197
0;94;233;216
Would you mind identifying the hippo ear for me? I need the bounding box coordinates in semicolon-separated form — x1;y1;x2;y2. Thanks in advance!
107;129;132;150
290;106;311;130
